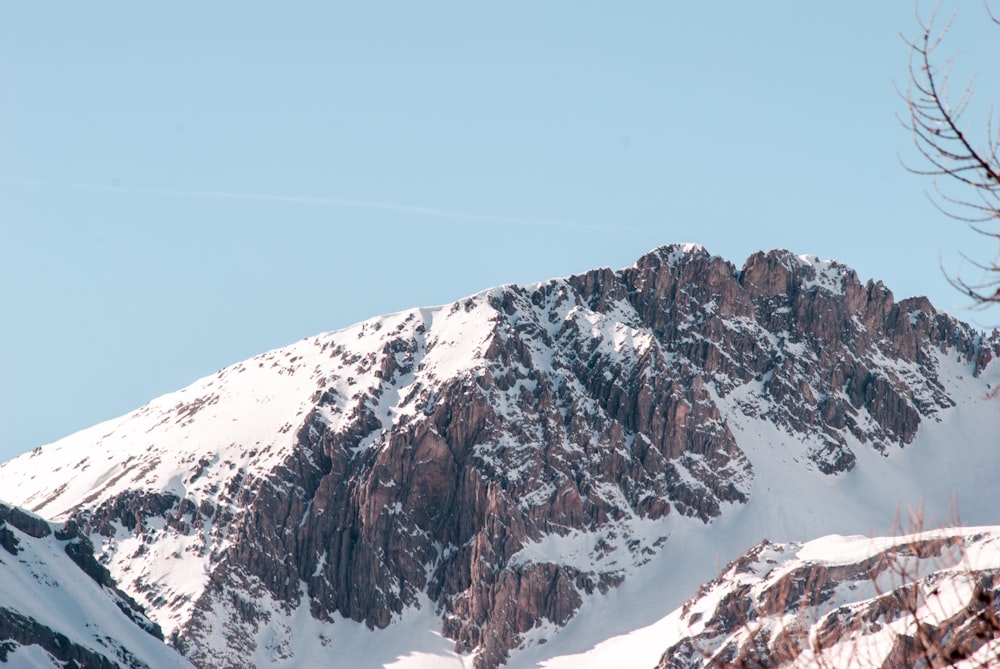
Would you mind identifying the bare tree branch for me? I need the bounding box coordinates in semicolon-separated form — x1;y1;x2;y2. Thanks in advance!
901;1;1000;304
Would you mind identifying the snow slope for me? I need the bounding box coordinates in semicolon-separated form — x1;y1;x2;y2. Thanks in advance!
0;504;192;668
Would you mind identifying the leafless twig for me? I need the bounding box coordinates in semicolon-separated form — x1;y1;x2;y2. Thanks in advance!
900;2;1000;305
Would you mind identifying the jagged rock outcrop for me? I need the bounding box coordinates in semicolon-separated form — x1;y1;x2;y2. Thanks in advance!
655;529;1000;668
0;608;124;668
0;503;53;541
0;502;188;668
0;244;996;668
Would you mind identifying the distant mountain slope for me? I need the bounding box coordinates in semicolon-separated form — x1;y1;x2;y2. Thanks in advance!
0;244;998;668
0;502;192;668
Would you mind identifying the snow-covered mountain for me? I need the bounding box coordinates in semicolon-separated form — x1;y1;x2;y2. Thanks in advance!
1;244;998;668
0;502;192;668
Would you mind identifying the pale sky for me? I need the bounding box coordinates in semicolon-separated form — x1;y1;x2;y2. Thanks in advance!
4;2;1000;463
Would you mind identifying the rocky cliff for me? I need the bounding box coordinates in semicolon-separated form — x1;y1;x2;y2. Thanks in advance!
0;244;997;668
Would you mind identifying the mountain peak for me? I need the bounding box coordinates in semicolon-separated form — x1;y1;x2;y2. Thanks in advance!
1;244;998;669
634;242;712;268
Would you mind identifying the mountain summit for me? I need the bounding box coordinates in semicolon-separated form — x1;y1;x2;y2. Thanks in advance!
2;244;998;668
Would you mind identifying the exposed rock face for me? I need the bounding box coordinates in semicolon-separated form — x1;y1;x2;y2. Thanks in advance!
0;503;52;541
655;529;1000;669
0;608;123;668
0;245;996;668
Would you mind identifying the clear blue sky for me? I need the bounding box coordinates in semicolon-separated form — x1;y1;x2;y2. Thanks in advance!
4;2;999;463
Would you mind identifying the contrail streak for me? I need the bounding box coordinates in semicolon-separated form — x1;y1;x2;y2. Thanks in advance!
0;176;615;230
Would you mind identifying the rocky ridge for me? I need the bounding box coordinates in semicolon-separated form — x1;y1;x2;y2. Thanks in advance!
655;528;1000;668
0;244;997;668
